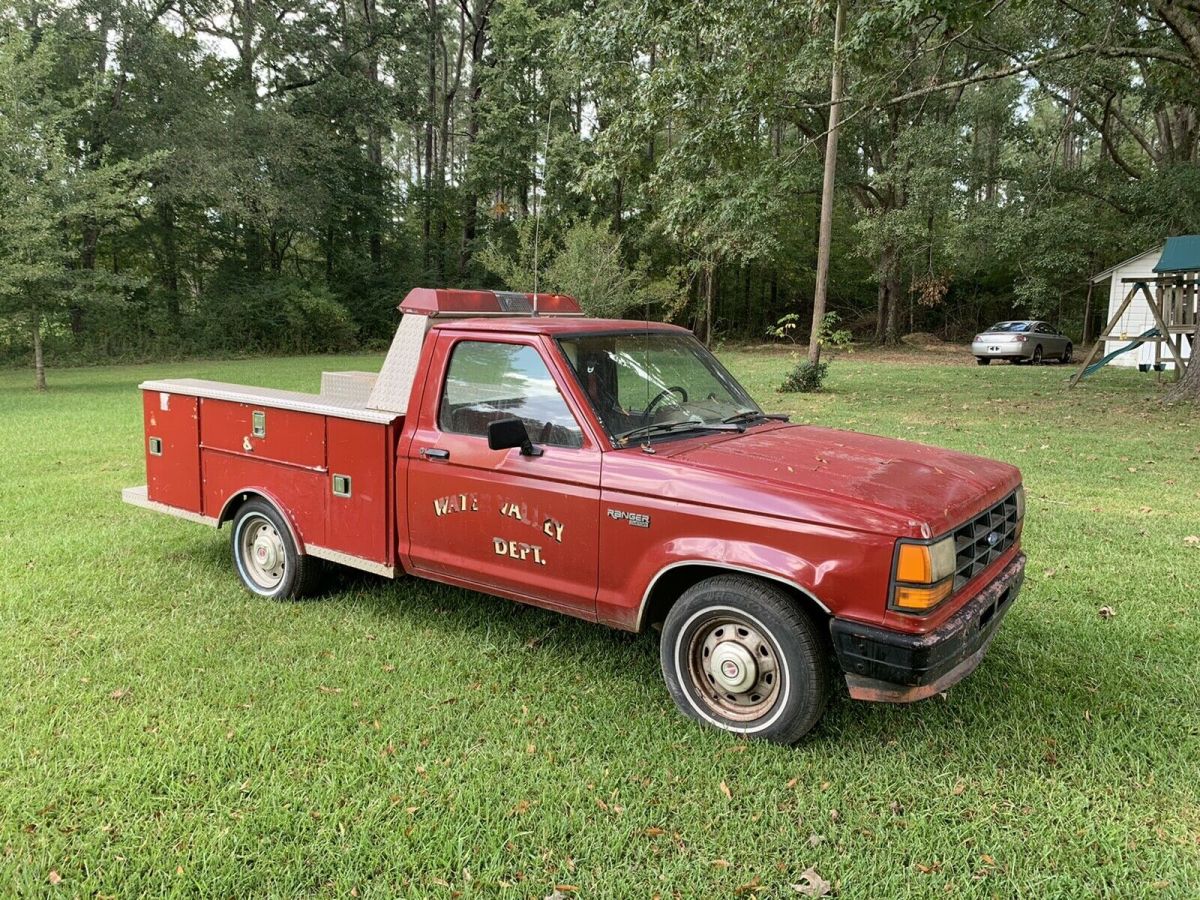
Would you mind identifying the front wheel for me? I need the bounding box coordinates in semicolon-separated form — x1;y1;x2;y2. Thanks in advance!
231;498;321;599
660;575;830;744
1062;344;1073;364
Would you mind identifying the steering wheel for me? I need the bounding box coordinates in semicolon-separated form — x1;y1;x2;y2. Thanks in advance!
644;386;688;420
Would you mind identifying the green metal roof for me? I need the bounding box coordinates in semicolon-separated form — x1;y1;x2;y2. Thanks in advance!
1153;235;1200;273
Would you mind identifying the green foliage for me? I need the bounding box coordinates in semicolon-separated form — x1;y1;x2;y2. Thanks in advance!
198;275;355;355
777;359;829;393
3;0;1200;376
477;219;682;319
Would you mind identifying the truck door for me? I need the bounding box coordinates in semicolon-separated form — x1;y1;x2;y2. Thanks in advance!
405;335;601;617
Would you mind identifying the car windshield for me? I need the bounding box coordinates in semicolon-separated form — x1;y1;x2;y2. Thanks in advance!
558;331;761;444
987;321;1032;332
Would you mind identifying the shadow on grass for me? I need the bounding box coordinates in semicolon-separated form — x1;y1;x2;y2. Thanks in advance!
176;535;1189;771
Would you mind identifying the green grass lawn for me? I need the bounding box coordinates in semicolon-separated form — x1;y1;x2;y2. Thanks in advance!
2;350;1198;897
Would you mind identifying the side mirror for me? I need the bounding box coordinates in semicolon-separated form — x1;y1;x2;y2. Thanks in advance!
487;417;543;457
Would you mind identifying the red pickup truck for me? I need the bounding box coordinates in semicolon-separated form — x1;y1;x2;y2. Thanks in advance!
124;288;1026;743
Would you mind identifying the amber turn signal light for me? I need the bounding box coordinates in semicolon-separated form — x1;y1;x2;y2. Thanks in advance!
893;579;954;612
892;536;957;614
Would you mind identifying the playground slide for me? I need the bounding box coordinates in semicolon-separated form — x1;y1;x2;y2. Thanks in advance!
1080;328;1160;378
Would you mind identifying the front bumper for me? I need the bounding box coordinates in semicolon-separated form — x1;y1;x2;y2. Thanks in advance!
830;553;1025;703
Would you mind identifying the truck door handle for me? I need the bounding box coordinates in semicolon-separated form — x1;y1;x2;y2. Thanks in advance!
420;447;450;461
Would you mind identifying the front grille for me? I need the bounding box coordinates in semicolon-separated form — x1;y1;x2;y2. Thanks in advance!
953;491;1019;591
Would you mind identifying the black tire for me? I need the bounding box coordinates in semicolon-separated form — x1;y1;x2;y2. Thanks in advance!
660;575;830;744
976;357;991;366
1031;345;1043;364
231;498;321;599
1062;344;1073;364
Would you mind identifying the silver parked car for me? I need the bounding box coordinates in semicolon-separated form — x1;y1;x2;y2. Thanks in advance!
972;320;1073;366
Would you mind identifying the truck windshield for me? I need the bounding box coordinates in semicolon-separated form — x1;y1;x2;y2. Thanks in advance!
557;332;762;444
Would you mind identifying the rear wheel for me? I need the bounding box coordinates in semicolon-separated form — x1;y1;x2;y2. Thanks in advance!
976;357;991;366
660;575;829;744
1031;345;1043;364
231;499;321;599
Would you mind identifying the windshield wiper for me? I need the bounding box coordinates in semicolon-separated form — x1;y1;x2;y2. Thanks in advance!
721;409;791;425
617;418;745;445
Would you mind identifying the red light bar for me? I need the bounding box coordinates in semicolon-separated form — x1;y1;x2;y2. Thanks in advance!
398;288;582;317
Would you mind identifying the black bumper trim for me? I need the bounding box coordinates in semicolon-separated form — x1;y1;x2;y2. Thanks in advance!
831;553;1025;692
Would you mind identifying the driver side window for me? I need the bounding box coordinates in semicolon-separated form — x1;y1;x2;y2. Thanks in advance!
439;341;584;449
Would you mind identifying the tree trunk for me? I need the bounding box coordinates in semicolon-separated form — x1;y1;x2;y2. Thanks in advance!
423;0;437;277
457;0;491;278
32;307;46;392
364;0;384;271
807;0;844;366
873;243;901;344
1165;319;1200;402
704;265;715;347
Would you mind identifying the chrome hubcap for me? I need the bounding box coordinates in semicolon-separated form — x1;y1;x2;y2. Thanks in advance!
711;641;757;692
240;516;286;589
688;616;782;722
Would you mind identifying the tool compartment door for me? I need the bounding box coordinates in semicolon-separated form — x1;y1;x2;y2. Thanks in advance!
142;389;201;511
199;399;325;469
325;418;395;565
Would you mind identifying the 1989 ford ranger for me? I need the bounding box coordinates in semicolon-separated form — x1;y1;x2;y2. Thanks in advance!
124;288;1026;743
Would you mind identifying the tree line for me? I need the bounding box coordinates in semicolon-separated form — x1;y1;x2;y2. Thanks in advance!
2;0;1199;389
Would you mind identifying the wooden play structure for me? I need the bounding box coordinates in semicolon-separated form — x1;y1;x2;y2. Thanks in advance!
1072;235;1199;386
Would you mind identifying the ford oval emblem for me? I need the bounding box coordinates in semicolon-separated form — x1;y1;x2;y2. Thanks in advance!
986;531;1001;547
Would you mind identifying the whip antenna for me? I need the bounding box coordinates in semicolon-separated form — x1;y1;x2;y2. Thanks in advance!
532;99;553;314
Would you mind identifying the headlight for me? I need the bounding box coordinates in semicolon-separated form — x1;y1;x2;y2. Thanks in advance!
891;535;957;614
1015;484;1025;520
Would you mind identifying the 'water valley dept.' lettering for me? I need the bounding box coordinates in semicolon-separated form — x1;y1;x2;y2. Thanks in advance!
494;499;565;567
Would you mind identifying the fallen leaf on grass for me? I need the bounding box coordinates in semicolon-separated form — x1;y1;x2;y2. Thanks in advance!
916;862;943;874
952;781;965;796
791;867;831;896
643;826;665;837
318;685;343;694
711;859;732;869
734;875;762;895
109;688;130;701
786;777;799;789
807;834;825;847
719;780;732;800
829;808;840;823
1184;536;1200;548
1098;606;1116;620
48;871;62;886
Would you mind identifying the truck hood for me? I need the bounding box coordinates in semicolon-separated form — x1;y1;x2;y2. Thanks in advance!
659;423;1021;538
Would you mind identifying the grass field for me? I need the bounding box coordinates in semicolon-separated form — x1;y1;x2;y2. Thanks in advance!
2;348;1198;897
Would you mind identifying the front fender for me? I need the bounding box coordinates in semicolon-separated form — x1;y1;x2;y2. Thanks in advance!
596;521;895;632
